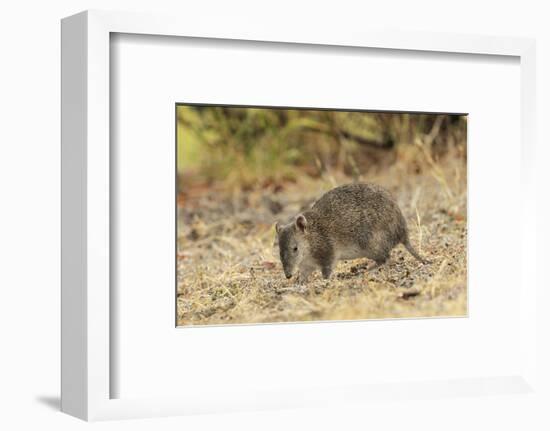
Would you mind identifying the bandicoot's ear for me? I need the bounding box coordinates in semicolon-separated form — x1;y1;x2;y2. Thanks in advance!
295;214;307;232
275;221;281;234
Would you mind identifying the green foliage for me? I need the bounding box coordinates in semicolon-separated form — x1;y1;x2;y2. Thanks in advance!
177;105;467;187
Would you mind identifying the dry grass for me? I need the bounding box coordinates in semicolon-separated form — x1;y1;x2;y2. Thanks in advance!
176;154;467;326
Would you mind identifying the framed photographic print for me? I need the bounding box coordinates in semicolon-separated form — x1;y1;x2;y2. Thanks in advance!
62;10;542;422
175;104;468;326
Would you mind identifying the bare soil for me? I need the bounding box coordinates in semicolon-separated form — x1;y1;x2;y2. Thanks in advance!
176;157;467;326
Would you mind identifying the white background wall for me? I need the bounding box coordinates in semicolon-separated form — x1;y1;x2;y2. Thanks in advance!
0;1;548;429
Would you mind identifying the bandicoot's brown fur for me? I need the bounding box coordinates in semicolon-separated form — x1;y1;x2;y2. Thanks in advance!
275;183;429;282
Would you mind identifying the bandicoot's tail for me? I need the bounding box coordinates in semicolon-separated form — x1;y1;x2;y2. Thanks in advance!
403;237;430;264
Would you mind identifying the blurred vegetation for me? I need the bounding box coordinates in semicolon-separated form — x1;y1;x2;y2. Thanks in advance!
177;105;467;188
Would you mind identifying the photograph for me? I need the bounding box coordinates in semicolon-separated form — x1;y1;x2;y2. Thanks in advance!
176;105;467;326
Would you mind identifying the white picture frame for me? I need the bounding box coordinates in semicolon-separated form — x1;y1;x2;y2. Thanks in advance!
61;9;540;421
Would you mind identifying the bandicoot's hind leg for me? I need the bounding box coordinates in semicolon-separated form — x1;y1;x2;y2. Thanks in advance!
403;237;430;264
366;261;384;272
366;252;390;272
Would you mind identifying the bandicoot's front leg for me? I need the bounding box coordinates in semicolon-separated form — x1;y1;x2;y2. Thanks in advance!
321;264;334;280
315;246;335;280
297;265;314;284
320;254;336;280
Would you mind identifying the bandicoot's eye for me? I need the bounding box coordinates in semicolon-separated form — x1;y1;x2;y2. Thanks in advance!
293;246;298;252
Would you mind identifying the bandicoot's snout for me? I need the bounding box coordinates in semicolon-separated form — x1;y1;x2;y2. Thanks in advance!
285;273;292;279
